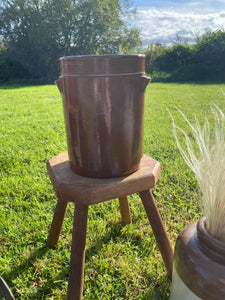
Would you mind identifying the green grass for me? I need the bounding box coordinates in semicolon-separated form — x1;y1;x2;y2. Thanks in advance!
1;82;225;299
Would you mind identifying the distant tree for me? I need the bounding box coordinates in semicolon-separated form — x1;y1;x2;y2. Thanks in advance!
0;0;141;81
166;43;192;68
0;40;30;81
144;42;167;74
193;30;225;80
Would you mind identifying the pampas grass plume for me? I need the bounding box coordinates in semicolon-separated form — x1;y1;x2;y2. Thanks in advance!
170;103;225;243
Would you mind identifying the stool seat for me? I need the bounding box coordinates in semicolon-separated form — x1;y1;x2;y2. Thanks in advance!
47;151;161;205
47;152;173;300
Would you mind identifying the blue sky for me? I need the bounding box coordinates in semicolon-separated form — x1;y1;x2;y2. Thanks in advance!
130;0;225;45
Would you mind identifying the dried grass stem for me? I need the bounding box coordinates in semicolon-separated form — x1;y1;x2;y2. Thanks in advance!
170;104;225;243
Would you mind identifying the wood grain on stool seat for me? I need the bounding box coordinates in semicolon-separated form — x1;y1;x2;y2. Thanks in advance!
47;151;161;205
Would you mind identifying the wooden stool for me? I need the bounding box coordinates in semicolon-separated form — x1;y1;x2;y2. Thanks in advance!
46;152;173;300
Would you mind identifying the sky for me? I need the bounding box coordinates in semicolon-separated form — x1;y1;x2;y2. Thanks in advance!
130;0;225;45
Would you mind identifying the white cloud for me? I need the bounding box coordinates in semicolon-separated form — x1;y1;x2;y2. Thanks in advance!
131;7;225;45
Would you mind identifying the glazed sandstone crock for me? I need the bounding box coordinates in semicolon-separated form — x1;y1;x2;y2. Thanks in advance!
170;217;225;300
56;55;150;178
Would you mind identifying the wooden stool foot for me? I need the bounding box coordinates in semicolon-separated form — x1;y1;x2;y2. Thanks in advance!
119;196;132;224
67;204;88;300
139;190;174;278
47;200;68;249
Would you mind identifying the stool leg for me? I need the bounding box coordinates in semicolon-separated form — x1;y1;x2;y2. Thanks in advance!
119;196;132;224
47;199;68;249
139;190;174;278
67;203;88;300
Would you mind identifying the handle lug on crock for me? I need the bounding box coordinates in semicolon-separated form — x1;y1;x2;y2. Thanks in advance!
55;78;63;94
140;75;151;92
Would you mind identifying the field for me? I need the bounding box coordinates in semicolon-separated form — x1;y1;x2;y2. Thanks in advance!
1;82;225;299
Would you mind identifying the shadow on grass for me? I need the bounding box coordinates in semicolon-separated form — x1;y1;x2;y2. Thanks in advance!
4;245;48;279
4;242;67;299
0;83;50;90
3;244;49;298
4;219;170;299
0;78;53;88
86;220;127;259
28;222;127;298
3;222;124;298
141;286;170;300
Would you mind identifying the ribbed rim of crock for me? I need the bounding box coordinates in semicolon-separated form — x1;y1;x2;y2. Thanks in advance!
59;54;145;76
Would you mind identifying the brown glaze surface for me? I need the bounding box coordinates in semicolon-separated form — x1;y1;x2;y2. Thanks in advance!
197;218;225;265
56;55;150;177
174;217;225;299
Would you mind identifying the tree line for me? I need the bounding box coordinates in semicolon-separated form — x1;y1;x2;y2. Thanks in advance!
0;0;141;82
145;30;225;82
0;0;225;83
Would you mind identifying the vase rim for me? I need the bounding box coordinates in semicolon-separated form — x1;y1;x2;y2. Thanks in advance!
197;217;225;265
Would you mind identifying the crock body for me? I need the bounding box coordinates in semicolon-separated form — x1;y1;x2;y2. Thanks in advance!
57;55;150;177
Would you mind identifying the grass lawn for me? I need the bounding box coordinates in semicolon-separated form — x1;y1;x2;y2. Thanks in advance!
1;82;225;299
